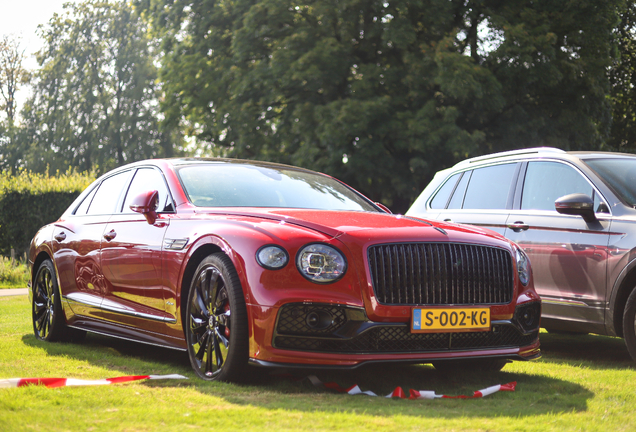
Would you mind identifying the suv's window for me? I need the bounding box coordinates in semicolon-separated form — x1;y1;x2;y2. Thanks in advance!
585;158;636;207
448;170;471;209
461;163;517;210
430;173;461;209
85;171;130;215
121;168;174;213
522;161;597;211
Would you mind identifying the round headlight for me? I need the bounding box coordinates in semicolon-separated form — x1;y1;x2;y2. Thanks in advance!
256;245;289;270
515;245;530;286
296;244;347;283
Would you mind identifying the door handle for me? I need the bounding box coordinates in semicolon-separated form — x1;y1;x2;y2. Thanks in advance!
443;218;453;223
507;221;529;232
54;232;66;242
103;229;117;241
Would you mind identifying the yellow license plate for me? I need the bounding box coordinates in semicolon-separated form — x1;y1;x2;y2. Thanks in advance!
411;307;490;333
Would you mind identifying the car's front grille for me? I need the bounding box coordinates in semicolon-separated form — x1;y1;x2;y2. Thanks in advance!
274;325;537;353
368;243;514;305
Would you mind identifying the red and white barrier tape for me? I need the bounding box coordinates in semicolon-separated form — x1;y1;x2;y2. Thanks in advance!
308;375;516;399
0;374;187;389
1;372;516;399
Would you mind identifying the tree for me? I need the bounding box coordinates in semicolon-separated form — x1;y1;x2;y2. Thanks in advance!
137;0;621;212
0;35;29;123
19;0;179;175
0;34;30;172
609;1;636;153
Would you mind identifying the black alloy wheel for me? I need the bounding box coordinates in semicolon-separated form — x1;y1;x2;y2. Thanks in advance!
32;259;67;341
186;253;249;381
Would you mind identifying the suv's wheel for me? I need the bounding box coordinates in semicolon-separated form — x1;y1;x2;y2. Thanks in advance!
185;253;249;381
623;288;636;361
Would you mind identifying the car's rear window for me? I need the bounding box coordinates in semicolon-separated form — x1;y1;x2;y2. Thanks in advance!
176;163;378;211
585;158;636;207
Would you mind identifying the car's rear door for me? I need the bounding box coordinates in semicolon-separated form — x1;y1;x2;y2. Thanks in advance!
431;162;521;236
52;170;132;319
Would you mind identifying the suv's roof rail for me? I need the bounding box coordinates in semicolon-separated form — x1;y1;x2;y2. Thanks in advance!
457;147;565;166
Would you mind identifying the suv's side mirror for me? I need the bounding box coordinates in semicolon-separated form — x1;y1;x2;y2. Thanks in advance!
555;193;597;223
130;190;159;224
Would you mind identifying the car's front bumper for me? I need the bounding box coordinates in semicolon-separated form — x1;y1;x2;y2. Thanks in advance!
247;301;541;367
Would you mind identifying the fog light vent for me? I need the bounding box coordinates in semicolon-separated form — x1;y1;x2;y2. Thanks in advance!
515;302;541;333
276;303;347;336
306;311;333;330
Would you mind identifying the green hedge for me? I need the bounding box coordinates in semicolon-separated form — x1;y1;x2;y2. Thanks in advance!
0;170;95;257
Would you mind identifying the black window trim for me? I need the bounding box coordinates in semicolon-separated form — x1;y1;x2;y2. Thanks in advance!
72;169;134;217
119;165;177;215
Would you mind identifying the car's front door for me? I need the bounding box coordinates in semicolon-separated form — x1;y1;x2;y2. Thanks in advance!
504;160;611;334
99;167;175;331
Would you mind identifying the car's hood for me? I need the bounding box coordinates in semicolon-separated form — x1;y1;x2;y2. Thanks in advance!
194;208;509;246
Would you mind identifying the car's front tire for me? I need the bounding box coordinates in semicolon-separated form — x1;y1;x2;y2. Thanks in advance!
185;253;249;381
623;288;636;361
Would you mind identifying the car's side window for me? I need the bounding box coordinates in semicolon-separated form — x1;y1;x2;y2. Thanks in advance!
521;161;599;211
74;186;98;215
121;168;174;213
430;173;461;209
460;163;517;210
447;170;471;209
85;171;130;215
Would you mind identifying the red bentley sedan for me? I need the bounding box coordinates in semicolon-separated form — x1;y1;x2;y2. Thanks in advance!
29;158;541;381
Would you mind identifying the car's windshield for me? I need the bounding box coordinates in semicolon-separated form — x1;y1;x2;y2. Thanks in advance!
176;163;378;211
585;158;636;207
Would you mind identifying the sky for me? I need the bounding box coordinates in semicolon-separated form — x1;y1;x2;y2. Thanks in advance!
0;0;83;111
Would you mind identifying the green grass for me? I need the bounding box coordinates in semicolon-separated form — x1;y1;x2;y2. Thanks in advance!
1;294;635;431
0;257;29;288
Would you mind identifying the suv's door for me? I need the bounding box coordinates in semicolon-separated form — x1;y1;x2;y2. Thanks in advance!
433;162;520;236
100;167;175;329
504;160;611;333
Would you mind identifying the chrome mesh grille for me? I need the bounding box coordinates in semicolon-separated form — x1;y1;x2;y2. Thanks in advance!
368;243;514;305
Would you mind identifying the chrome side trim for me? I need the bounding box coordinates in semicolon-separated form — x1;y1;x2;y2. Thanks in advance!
66;292;101;307
541;297;604;307
164;238;189;250
64;294;177;324
100;303;178;324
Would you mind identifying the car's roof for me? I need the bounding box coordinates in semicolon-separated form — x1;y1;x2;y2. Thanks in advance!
166;157;321;174
453;147;636;169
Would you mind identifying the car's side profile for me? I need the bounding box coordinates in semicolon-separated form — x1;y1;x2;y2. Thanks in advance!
407;147;636;360
30;158;541;381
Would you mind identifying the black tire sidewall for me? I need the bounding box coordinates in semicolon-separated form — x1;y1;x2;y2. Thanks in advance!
623;288;636;361
185;253;249;381
32;259;66;342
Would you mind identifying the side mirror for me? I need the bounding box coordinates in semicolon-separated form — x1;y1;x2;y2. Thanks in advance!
130;190;159;224
375;202;392;214
555;193;597;223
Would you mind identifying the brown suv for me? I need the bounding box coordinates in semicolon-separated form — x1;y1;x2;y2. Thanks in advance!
407;147;636;360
